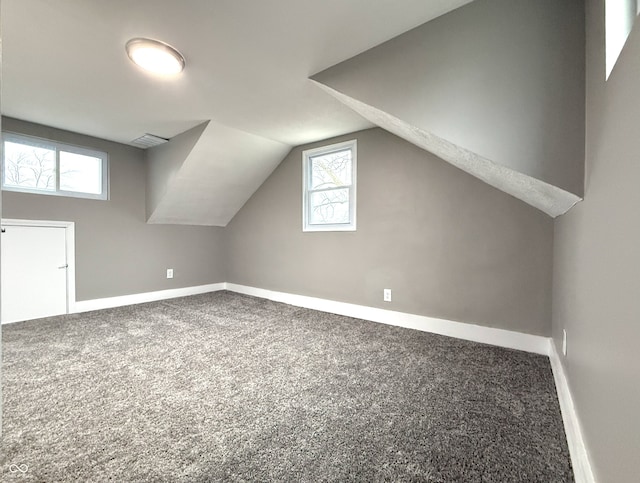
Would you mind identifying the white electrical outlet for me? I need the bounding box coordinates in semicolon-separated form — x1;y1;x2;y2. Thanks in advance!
383;289;392;302
166;268;174;279
562;329;567;356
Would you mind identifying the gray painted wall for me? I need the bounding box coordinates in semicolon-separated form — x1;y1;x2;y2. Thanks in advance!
552;2;640;482
313;0;585;197
226;128;553;336
2;118;226;301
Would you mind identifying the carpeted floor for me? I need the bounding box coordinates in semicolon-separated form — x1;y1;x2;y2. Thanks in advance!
1;291;573;482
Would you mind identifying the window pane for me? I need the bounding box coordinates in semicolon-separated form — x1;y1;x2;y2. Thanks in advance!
310;148;352;189
3;140;56;191
59;151;102;194
605;0;638;79
310;188;350;225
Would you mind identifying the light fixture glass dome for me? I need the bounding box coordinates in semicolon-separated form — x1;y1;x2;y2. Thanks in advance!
126;38;185;76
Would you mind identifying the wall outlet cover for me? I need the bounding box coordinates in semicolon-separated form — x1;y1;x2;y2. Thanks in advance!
167;268;174;279
383;289;392;302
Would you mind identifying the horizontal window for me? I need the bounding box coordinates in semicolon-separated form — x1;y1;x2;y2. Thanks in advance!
2;133;109;200
302;139;356;232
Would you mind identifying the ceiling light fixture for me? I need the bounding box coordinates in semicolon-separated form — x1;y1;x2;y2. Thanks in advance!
126;38;185;76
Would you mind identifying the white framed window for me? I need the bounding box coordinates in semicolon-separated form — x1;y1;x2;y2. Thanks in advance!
302;139;356;232
605;0;639;79
2;132;109;200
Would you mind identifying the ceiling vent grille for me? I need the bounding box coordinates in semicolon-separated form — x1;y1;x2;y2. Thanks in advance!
131;133;169;149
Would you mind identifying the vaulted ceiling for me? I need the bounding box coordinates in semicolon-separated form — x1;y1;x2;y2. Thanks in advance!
311;0;586;217
2;0;473;225
2;0;584;225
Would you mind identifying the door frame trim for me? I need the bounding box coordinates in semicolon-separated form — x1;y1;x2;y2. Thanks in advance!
1;218;76;318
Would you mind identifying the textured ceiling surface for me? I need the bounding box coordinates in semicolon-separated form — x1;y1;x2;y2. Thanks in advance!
3;0;582;223
310;0;585;217
1;0;472;146
313;83;581;218
147;121;291;226
2;0;473;225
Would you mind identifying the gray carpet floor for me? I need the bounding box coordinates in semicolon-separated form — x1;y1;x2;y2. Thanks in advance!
1;291;573;482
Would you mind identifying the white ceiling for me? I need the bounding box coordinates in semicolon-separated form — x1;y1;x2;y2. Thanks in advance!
147;120;291;226
1;0;473;147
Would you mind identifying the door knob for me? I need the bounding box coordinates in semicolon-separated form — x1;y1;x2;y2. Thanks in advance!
58;264;69;269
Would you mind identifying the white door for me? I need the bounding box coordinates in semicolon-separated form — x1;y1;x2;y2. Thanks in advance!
1;224;68;323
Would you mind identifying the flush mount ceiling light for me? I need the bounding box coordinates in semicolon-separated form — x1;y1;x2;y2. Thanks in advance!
126;38;185;76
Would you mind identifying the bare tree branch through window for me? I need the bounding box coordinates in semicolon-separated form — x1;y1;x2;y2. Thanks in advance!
303;140;356;231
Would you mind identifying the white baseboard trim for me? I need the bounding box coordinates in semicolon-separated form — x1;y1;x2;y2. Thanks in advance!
72;283;226;313
548;342;596;483
18;280;591;480
225;283;550;355
12;280;549;355
24;281;549;355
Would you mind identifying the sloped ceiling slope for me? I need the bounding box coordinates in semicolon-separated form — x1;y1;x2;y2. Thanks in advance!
2;0;476;226
147;121;290;226
312;0;585;217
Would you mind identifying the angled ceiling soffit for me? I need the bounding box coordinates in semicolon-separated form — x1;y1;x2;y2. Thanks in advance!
312;82;580;217
309;0;585;217
147;120;291;226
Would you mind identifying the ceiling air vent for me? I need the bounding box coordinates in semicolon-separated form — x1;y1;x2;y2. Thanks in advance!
131;133;169;149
